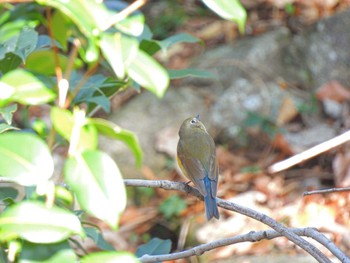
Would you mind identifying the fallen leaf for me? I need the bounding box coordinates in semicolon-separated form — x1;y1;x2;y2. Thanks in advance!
316;80;350;102
276;96;298;126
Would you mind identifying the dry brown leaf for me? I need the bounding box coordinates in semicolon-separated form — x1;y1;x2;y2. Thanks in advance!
271;133;294;155
316;80;350;102
276;96;298;126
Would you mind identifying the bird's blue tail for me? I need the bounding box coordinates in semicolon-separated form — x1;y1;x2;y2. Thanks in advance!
204;177;219;220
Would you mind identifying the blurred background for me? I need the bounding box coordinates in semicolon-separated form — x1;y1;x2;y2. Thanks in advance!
86;0;350;262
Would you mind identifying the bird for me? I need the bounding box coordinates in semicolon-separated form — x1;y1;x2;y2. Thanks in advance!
177;115;219;220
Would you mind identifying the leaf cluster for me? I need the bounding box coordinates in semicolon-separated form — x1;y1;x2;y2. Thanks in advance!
0;0;246;262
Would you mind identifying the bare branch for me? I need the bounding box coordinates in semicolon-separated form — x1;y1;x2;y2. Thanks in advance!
138;227;348;263
124;179;350;263
304;187;350;196
101;0;147;31
268;130;350;173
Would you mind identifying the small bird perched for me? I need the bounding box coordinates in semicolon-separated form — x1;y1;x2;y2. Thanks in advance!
177;115;219;220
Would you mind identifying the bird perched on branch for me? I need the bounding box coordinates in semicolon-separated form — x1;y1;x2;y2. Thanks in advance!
177;115;219;220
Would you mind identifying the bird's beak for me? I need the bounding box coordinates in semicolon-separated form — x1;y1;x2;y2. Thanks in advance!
195;114;200;120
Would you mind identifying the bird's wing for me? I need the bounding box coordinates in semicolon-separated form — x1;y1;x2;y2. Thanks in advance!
177;152;207;197
208;154;219;197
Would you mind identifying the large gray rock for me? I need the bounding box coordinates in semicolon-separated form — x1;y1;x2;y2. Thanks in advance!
101;87;209;178
102;9;350;175
290;9;350;89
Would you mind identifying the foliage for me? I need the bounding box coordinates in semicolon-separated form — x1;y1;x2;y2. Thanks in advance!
0;0;246;262
159;195;187;219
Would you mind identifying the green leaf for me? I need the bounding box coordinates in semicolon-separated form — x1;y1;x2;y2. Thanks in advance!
139;39;161;56
51;107;98;152
168;68;217;80
0;201;84;243
35;0;112;38
0;20;38;61
140;33;200;57
0;52;22;74
159;195;187;219
74;75;129;113
135;238;172;257
82;39;99;63
0;104;17;124
81;251;139;263
88;118;142;167
158;33;201;52
84;227;114;251
64;150;126;229
115;12;145;37
19;241;77;263
202;0;247;33
128;50;169;98
100;32;138;79
51;10;70;51
0;69;56;105
0;132;53;186
0;186;18;202
26;50;82;75
0;123;19;133
55;185;74;208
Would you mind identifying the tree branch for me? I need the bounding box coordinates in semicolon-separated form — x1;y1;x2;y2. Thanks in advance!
268;129;350;173
304;187;350;196
138;228;348;263
124;179;349;263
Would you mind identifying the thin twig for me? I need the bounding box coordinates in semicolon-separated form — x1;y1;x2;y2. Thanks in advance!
268;130;350;173
63;38;81;81
101;0;147;31
46;7;62;83
124;179;349;263
138;228;348;263
304;187;350;196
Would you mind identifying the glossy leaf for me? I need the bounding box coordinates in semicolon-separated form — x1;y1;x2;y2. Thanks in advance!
19;241;76;263
88;118;142;167
81;251;138;263
26;50;82;75
105;0;145;36
158;33;201;52
0;132;53;186
135;238;172;257
140;33;200;56
0;20;38;61
35;0;112;37
115;12;144;37
64;150;126;228
73;74;128;113
168;68;216;80
0;186;18;201
0;104;17;124
84;227;114;251
0;201;84;243
51;10;70;51
0;123;19;133
202;0;247;33
128;50;169;98
0;69;56;105
51;107;98;152
0;52;22;74
100;32;138;79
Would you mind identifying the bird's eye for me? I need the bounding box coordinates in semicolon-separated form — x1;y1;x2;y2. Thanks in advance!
190;119;196;124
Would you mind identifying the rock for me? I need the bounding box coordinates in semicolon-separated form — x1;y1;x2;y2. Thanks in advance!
290;9;350;89
103;9;350;175
283;123;336;153
101;87;209;178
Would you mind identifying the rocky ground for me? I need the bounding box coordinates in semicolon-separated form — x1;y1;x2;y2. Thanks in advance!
99;4;350;262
